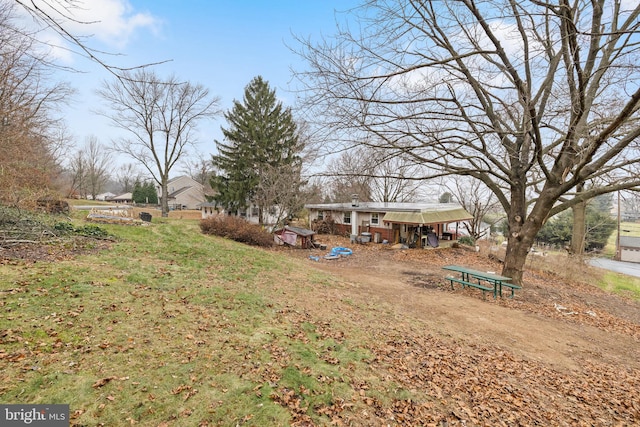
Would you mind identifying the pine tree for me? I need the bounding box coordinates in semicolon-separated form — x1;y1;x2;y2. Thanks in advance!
132;181;158;204
211;76;302;223
143;182;158;204
132;181;144;204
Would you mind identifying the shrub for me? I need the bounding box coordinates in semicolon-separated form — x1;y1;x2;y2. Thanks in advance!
54;222;112;239
200;215;274;247
458;235;476;246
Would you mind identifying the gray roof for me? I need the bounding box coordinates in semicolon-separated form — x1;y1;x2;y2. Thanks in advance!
382;207;472;224
304;202;466;213
275;225;315;237
620;236;640;249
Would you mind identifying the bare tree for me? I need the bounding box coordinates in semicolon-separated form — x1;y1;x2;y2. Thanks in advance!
66;148;87;198
180;153;216;186
253;163;305;228
82;135;111;200
325;149;374;202
97;69;220;217
369;150;425;203
446;177;503;240
13;0;166;77
0;2;72;204
65;136;111;199
295;0;640;284
621;190;640;220
325;146;424;203
115;163;143;194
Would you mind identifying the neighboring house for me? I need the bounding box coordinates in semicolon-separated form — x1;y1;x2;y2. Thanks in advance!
159;176;210;210
199;201;220;219
88;192;116;201
619;236;640;263
446;221;492;239
110;192;133;203
200;201;286;229
305;199;473;248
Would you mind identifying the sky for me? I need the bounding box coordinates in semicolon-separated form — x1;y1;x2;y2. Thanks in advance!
20;0;361;173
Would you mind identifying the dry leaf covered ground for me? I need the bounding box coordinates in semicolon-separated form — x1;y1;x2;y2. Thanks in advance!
274;235;640;425
1;223;639;426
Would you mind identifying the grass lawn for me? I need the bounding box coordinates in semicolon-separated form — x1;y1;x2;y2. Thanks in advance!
0;220;373;426
1;216;639;426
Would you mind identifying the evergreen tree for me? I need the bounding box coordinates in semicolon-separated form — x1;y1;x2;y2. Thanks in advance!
132;181;158;204
144;182;159;204
132;181;144;204
537;202;616;251
211;76;302;223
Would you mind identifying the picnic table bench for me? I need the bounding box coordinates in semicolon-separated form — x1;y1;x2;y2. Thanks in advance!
442;265;521;298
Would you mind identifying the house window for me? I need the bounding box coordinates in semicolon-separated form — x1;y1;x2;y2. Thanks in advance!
343;211;351;224
317;211;324;221
269;206;276;215
371;213;379;225
251;207;259;217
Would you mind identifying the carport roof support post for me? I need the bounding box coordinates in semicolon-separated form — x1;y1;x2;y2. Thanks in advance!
351;209;358;237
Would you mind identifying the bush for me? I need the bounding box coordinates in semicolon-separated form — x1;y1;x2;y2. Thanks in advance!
200;215;273;247
54;222;112;239
458;235;476;246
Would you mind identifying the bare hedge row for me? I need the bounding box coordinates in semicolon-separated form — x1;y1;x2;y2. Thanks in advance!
199;215;274;247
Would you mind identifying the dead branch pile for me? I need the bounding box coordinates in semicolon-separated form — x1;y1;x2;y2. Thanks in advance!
0;205;61;247
311;215;339;235
0;205;114;252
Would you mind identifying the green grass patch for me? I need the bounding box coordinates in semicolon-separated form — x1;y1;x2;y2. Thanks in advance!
0;219;374;426
598;271;640;299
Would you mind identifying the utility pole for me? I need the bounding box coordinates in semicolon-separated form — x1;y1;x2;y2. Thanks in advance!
615;191;621;261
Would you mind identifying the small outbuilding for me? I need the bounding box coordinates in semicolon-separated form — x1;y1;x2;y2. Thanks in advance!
619;236;640;263
274;226;316;248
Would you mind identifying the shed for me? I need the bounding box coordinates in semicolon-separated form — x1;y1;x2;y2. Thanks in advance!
620;236;640;263
274;226;316;248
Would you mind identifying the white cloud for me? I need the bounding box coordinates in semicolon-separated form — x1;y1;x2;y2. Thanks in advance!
62;0;160;48
27;0;161;51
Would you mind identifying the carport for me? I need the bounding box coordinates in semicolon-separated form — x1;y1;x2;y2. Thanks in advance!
382;207;473;247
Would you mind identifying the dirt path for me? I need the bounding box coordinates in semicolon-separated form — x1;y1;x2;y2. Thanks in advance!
278;237;640;372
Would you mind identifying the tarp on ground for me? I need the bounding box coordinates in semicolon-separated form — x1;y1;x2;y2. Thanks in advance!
274;230;298;246
426;232;439;247
382;207;472;225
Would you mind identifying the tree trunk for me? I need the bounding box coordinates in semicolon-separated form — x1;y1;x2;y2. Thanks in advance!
502;233;532;285
570;200;587;255
160;179;169;218
501;182;527;284
501;188;550;285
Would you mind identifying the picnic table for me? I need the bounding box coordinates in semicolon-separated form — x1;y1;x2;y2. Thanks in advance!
442;265;521;298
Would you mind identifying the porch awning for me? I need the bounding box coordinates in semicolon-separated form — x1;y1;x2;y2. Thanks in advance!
382;207;472;225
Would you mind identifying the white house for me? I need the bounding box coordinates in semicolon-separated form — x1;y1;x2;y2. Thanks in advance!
92;192;116;201
199;201;286;229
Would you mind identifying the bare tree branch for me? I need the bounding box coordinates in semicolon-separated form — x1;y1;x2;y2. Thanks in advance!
294;0;640;284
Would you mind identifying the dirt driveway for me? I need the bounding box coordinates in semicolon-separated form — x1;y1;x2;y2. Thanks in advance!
277;235;640;372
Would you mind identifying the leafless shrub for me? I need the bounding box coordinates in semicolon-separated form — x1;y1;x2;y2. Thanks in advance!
200;215;273;247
